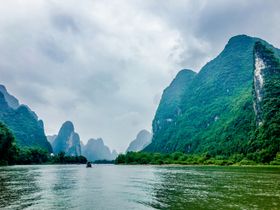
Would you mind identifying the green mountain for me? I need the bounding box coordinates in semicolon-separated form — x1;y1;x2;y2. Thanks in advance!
0;86;52;153
51;121;81;156
145;35;280;162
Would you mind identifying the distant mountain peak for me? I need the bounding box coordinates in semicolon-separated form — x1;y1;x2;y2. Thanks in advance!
60;121;74;132
87;138;104;145
0;85;52;152
52;121;81;156
223;34;259;52
136;129;151;138
0;92;9;109
177;69;196;76
126;129;152;152
0;84;20;109
0;84;7;92
82;138;117;161
145;34;280;161
228;34;252;41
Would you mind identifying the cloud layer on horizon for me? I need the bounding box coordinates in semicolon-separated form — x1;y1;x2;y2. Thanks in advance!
0;0;279;152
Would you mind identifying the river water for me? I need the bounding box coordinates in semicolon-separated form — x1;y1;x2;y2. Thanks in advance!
0;165;279;209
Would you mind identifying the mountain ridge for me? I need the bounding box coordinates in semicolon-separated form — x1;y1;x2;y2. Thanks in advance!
0;85;52;152
52;121;82;156
82;138;118;161
145;35;280;162
126;129;152;152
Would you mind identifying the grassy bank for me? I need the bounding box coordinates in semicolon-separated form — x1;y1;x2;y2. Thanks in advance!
115;152;280;166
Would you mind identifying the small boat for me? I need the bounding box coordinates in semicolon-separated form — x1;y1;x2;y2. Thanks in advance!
86;162;92;168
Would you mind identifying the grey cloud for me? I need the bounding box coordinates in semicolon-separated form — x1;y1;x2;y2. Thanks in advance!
51;13;79;33
38;38;68;63
0;0;279;152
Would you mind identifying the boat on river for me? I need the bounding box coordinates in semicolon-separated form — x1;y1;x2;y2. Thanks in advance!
86;162;92;168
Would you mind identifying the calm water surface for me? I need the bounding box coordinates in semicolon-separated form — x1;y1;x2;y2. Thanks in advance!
0;165;280;209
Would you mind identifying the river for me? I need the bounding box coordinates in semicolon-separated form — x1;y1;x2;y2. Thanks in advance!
0;165;279;209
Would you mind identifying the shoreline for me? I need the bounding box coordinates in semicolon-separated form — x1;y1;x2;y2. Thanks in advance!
115;163;280;167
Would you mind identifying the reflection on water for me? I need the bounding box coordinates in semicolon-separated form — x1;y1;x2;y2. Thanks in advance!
149;167;280;209
0;165;280;209
0;166;41;209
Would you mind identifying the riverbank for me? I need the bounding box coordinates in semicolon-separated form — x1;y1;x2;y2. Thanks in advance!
115;151;280;166
0;148;87;166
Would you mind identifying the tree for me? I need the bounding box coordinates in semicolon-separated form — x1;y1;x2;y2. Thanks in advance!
0;122;18;165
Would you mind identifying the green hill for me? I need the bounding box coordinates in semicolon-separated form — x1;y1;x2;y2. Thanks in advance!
0;88;52;153
145;35;280;162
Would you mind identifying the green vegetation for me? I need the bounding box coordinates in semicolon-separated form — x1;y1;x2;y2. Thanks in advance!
145;35;280;163
16;147;49;164
2;36;279;167
146;35;258;154
115;151;280;166
0;122;87;165
50;151;87;164
0;92;52;153
249;41;280;162
0;122;18;165
15;149;87;165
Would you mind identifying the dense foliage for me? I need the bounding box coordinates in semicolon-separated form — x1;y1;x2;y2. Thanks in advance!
50;152;87;164
0;124;87;165
15;149;87;164
248;42;280;162
116;151;280;166
0;122;18;165
145;35;280;163
16;147;49;164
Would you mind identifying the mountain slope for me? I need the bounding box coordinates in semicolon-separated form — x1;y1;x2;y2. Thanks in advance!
153;69;196;134
145;35;280;161
82;138;117;161
52;121;81;156
0;87;52;152
248;41;280;161
126;130;152;152
0;85;19;109
47;135;57;144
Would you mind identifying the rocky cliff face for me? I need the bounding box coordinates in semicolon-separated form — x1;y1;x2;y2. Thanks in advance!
0;85;52;152
253;46;266;126
126;130;152;152
250;41;280;160
145;35;280;161
82;138;117;161
51;121;81;156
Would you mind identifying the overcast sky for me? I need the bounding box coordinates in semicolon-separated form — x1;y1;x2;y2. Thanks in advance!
0;0;279;152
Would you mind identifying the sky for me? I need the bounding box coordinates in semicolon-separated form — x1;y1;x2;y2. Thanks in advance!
0;0;279;152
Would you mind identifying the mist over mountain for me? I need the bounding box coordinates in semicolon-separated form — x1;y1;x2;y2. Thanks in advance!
126;130;152;152
82;138;118;161
51;121;81;156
